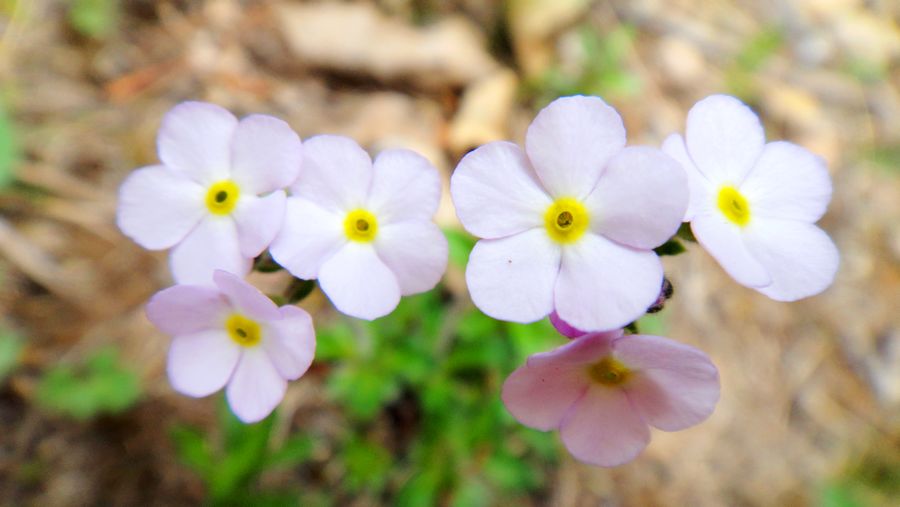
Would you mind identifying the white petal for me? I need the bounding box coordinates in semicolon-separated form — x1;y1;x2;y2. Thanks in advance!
685;95;764;185
450;141;552;239
212;270;281;322
374;221;447;296
269;197;346;280
584;146;688;249
226;348;287;423
741;141;832;223
290;135;373;212
690;213;771;288
230;114;303;194
465;229;560;323
264;305;316;380
525;96;626;198
661;133;713;221
157;102;237;185
169;216;251;286
116;165;206;250
555;233;663;332
232;191;287;258
146;285;229;336
559;386;651;467
744;219;839;301
368;149;441;224
167;330;240;398
318;242;401;320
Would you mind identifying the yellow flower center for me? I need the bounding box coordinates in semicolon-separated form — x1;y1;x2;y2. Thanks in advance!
344;209;378;242
544;197;589;244
717;186;751;227
587;357;632;386
226;313;261;347
205;180;240;216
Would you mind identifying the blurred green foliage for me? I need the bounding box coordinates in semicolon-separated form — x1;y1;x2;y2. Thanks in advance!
0;96;20;189
819;437;900;507
68;0;119;39
0;328;24;382
726;27;785;102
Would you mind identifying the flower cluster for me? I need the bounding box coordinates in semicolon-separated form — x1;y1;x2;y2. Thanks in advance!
118;94;837;463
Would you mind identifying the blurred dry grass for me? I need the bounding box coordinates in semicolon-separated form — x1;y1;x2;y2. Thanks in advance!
0;0;898;505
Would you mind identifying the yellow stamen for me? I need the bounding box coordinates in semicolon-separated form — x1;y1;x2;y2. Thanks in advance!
717;186;751;227
544;197;589;244
226;314;261;347
344;209;378;242
587;357;632;386
205;180;240;216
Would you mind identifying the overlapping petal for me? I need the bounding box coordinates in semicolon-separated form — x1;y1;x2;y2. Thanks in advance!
226;348;287;423
741;141;832;223
270;197;347;280
661;133;713;221
232;191;287;258
169;216;251;285
690;214;770;288
157;102;237;185
560;387;651;467
374;222;448;295
318;242;401;320
230;114;303;194
213;270;280;322
146;285;228;336
167;330;240;398
368;149;441;224
685;94;764;185
264;306;316;380
291;135;373;212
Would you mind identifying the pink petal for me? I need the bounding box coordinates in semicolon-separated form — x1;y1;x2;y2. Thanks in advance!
212;270;280;322
554;234;662;332
269;197;346;280
559;386;651;467
157;102;237;185
450;141;552;239
264;305;316;380
501;358;589;431
465;229;561;323
116;165;206;250
528;331;621;369
368;149;441;224
225;348;287;423
584;146;688;249
146;285;229;336
318;242;401;320
169;216;251;286
230;114;302;194
741;141;832;223
525;96;626;198
232;191;287;258
550;310;586;339
661;133;713;221
167;330;240;397
290;135;372;213
685;95;765;186
690;214;771;288
374;221;448;296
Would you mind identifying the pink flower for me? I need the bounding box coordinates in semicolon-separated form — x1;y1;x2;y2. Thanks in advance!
450;96;688;332
146;270;316;423
502;330;720;467
117;102;302;285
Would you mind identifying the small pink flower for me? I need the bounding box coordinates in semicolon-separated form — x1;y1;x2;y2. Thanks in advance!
146;270;316;423
502;330;720;467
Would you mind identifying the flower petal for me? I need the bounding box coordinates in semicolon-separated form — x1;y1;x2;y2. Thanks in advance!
741;141;832;223
146;285;228;336
465;229;561;323
690;214;771;288
529;331;622;368
525;96;626;198
368;149;441;224
290;135;373;212
225;348;287;423
157;101;237;185
744;219;839;301
560;386;651;467
685;94;765;185
584;146;688;249
213;270;280;322
661;133;713;221
615;334;720;431
450;141;552;239
232;191;287;258
167;330;240;398
550;310;586;339
374;221;448;295
502;358;589;431
264;305;316;380
116;165;206;250
554;234;663;332
169;216;251;286
270;197;347;280
230;114;303;194
318;242;401;320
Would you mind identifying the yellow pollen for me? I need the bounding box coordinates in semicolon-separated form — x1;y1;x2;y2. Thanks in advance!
717;186;751;227
544;197;589;244
205;180;240;216
226;314;261;347
344;209;378;242
587;357;632;386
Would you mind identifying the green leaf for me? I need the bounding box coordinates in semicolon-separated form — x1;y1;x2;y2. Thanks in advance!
450;479;490;507
396;468;442;507
68;0;118;39
262;434;314;471
0;329;23;382
343;437;392;493
170;425;214;477
736;27;784;72
0;97;20;189
445;228;477;269
328;366;400;420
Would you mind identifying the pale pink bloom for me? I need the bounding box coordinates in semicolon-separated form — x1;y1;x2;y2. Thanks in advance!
269;135;447;320
146;270;316;423
662;94;839;301
451;96;688;331
549;310;586;339
117;102;302;285
503;330;720;467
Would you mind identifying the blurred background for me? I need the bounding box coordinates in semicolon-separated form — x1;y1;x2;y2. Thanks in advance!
0;0;898;505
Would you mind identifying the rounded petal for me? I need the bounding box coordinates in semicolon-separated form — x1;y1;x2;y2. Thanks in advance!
615;334;720;431
450;141;552;239
213;270;280;322
167;330;240;398
157;101;237;185
290;135;372;212
318;242;401;320
550;310;586;339
559;387;651;467
685;94;765;185
169;216;251;286
230;114;302;194
232;191;287;258
146;285;228;336
225;348;287;423
690;214;771;288
465;229;561;323
525;96;626;198
554;234;663;332
501;359;589;431
741;141;832;223
368;149;441;224
264;305;316;380
116;165;206;250
661;133;713;221
270;197;346;280
584;146;688;249
529;331;623;368
373;221;448;296
744;219;839;301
